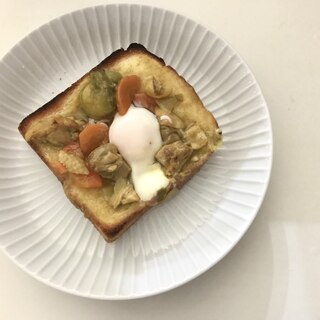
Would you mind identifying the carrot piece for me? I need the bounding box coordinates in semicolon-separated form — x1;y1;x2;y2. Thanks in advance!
51;162;68;175
72;170;103;189
79;123;108;157
133;93;158;113
116;75;141;115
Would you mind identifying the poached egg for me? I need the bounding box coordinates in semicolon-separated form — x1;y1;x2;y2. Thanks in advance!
109;106;169;201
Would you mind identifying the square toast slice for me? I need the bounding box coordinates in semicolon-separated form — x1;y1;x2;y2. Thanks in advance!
18;44;222;242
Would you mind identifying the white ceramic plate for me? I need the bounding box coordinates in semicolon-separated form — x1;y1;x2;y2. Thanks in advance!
0;4;272;299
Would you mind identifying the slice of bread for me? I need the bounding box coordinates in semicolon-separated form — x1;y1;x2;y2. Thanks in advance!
18;43;222;242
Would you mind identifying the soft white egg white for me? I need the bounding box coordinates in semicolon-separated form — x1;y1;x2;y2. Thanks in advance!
109;106;169;201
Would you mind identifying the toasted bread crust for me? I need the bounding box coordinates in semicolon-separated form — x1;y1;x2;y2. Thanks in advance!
18;43;221;242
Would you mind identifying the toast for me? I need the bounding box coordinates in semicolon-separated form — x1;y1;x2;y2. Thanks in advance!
18;43;222;242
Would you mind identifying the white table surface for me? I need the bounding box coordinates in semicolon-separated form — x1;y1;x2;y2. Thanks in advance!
1;0;319;319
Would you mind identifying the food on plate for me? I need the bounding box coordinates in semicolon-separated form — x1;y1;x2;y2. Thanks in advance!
18;43;222;242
